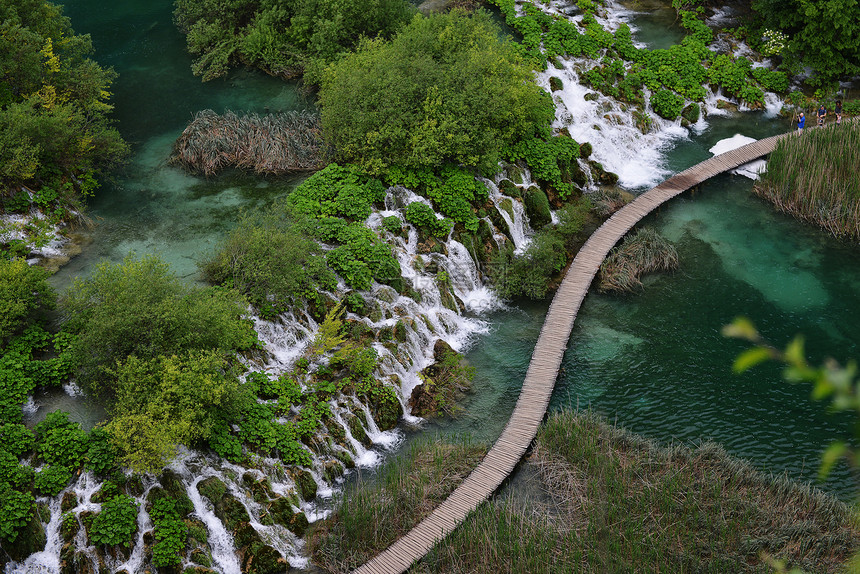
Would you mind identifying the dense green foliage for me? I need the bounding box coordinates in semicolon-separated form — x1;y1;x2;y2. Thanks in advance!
201;208;336;319
150;498;188;567
0;257;55;342
491;0;792;120
0;0;127;215
0;325;69;423
55;254;258;472
173;0;414;82
319;10;554;174
750;0;860;85
90;494;138;547
491;198;592;299
60;254;256;394
105;350;248;472
0;487;34;543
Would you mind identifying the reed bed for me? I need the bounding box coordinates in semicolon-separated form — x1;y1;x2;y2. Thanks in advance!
755;121;860;239
598;227;678;293
307;436;487;574
170;109;324;176
419;411;860;574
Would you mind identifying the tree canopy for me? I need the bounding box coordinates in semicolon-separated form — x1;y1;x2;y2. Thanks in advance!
318;9;555;175
173;0;415;82
0;0;127;208
750;0;860;84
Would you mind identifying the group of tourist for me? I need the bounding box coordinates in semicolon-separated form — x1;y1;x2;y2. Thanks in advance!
796;100;843;130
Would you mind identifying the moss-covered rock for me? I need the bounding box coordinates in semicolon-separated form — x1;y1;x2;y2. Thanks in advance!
589;161;619;185
287;468;317;502
344;413;371;448
498;178;520;198
61;491;78;513
524;186;552;229
549;76;564;92
579;142;593;158
268;496;309;537
682;102;700;124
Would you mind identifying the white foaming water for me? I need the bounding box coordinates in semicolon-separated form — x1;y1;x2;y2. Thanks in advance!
185;473;242;574
482;178;533;254
6;496;62;574
709;134;767;179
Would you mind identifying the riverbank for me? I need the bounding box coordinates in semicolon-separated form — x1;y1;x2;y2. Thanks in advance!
313;411;860;573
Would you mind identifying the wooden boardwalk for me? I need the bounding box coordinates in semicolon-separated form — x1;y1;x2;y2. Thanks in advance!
354;132;789;574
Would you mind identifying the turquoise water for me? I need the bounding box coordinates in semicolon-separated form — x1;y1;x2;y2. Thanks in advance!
52;0;310;289
457;149;860;498
50;0;860;500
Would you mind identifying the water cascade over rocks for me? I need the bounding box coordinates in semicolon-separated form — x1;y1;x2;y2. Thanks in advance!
6;178;523;573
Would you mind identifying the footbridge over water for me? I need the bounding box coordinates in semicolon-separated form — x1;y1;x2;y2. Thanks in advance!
354;132;789;574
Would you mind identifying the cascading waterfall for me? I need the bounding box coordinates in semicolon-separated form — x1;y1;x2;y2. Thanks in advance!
535;0;784;190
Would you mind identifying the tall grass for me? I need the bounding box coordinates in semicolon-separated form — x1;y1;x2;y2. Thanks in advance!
170;109;324;176
420;411;860;573
598;227;678;293
307;436;487;574
755;121;860;239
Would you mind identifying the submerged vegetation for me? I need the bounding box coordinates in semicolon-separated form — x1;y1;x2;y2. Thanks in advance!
598;227;679;293
170;109;324;176
754;122;860;240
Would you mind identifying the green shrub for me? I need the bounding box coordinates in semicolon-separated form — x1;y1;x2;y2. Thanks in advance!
0;258;55;342
0;450;34;489
490;232;567;299
405;202;454;238
90;494;138;547
201;208;336;318
104;350;249;473
382;216;402;235
286;164;386;221
0;487;34;543
85;427;118;476
60;254;256;393
650;89;685;119
34;464;72;496
35;411;88;470
150;498;188;567
0;423;34;458
319;10;554;174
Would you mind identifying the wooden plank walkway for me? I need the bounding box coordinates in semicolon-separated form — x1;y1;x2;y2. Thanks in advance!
354;132;791;574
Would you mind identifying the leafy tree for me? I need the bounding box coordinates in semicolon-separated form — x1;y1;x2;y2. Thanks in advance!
750;0;860;85
60;254;256;395
0;257;55;342
200;207;336;318
173;0;414;81
0;0;127;210
318;9;555;174
104;350;249;472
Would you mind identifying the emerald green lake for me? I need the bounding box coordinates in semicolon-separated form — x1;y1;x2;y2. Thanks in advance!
52;0;310;289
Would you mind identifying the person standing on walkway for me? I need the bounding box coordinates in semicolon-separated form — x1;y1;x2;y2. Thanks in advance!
835;100;843;125
797;112;805;131
817;104;827;127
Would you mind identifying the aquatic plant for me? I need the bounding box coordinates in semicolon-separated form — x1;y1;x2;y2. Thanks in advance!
170;109;324;176
598;227;678;293
754;122;860;239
